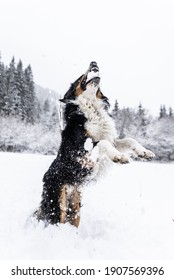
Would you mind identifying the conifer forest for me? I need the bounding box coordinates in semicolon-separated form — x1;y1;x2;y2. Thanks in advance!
0;55;173;161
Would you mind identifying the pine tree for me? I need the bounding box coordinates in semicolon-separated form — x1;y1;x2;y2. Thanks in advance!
112;99;119;117
5;57;16;116
136;103;148;137
160;105;162;118
0;56;7;116
14;60;26;120
169;107;173;118
159;105;167;119
138;103;144;115
138;103;147;126
24;64;37;123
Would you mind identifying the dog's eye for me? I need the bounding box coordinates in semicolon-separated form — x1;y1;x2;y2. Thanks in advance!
81;79;86;90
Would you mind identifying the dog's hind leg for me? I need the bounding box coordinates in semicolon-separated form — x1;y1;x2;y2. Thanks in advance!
59;185;81;227
59;185;68;224
68;188;81;228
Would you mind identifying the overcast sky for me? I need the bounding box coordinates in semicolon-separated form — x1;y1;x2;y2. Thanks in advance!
1;0;174;115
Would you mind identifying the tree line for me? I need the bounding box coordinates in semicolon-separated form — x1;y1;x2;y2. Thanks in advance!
0;54;59;127
0;54;37;123
112;100;174;161
0;54;173;160
112;100;174;139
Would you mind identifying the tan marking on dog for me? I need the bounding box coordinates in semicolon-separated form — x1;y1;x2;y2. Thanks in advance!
59;184;81;227
85;130;90;137
59;185;67;223
75;75;86;96
69;190;81;227
78;155;94;169
96;89;103;99
75;85;84;96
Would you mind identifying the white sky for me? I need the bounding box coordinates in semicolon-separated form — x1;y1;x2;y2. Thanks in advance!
1;0;174;115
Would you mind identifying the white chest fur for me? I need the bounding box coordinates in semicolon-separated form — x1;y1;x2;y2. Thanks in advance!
76;92;117;143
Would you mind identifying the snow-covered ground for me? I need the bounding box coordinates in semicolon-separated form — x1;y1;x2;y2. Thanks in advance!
0;152;174;260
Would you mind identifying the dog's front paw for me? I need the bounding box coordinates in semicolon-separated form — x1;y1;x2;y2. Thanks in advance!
142;149;155;160
113;153;130;164
133;146;155;161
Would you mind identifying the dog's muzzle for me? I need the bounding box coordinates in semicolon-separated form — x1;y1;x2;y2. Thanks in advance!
89;61;99;72
85;61;100;86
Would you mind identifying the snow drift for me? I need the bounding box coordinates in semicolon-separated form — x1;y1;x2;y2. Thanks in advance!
0;152;174;259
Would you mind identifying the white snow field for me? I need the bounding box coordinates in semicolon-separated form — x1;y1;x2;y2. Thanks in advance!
0;152;174;260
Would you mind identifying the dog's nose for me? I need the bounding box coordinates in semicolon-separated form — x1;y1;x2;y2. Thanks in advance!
89;61;99;72
90;61;98;67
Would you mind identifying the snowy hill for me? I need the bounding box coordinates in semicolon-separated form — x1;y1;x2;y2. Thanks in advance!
0;152;174;260
35;84;61;108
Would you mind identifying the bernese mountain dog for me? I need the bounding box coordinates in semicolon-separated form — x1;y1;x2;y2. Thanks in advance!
35;62;155;227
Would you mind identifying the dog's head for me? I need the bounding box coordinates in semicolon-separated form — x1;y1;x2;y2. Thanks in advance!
60;62;110;108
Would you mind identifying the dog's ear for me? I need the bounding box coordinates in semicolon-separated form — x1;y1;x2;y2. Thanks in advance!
60;75;85;103
103;96;110;109
96;89;110;109
59;85;76;103
59;98;69;104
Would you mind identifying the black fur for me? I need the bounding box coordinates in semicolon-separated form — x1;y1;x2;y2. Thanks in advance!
37;101;94;224
36;62;107;225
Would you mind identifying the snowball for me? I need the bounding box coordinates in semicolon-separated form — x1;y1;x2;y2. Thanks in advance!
84;138;93;151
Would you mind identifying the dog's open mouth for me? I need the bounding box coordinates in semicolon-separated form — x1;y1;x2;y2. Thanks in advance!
60;62;101;103
85;61;100;86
